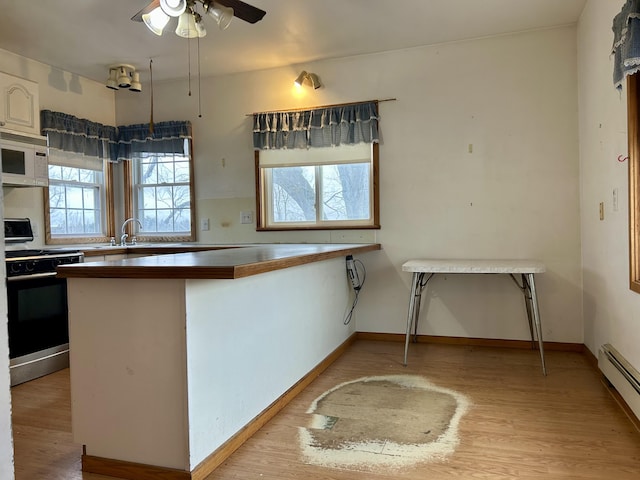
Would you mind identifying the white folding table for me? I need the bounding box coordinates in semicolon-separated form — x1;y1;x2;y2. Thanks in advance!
401;259;547;375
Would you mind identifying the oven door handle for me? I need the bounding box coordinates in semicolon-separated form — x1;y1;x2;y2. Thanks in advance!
6;272;59;282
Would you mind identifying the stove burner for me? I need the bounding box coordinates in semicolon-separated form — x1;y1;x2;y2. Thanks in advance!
5;250;84;277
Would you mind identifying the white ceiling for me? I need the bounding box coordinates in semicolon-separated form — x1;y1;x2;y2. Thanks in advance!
0;0;587;84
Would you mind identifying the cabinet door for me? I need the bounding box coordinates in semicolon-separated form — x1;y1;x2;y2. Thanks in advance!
0;72;40;135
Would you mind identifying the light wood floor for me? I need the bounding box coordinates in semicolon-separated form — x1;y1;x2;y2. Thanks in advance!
11;340;640;479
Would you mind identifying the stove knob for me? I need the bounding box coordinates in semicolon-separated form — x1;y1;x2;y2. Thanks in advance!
25;260;36;272
9;263;22;274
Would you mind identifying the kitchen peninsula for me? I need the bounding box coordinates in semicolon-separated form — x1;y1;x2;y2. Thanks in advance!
57;243;380;480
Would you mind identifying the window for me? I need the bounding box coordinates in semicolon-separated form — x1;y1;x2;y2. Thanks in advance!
124;140;195;241
44;149;113;243
256;143;380;230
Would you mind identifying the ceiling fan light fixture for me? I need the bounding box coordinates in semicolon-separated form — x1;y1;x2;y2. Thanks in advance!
205;2;234;30
175;11;198;38
142;7;170;35
160;0;186;17
106;68;119;90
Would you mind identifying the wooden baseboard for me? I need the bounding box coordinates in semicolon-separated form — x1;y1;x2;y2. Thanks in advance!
82;333;357;480
580;345;640;433
581;344;598;368
82;455;191;480
355;331;584;352
601;377;640;433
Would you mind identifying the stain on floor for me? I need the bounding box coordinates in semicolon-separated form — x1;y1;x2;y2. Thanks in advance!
299;375;471;471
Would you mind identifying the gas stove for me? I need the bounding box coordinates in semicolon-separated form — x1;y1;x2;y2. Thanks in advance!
4;219;83;277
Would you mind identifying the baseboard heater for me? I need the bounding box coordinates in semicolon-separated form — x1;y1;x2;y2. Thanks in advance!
598;344;640;420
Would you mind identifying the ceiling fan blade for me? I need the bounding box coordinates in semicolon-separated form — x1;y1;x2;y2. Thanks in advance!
131;0;160;22
216;0;266;24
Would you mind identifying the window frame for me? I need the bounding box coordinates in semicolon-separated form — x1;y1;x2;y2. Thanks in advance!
255;143;380;231
628;74;640;293
123;139;196;242
44;162;115;245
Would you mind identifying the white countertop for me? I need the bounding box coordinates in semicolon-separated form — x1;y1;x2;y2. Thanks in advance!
402;259;546;274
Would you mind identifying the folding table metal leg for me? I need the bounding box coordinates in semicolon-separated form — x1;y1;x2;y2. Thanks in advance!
404;272;422;366
526;273;547;376
412;275;424;343
521;274;536;350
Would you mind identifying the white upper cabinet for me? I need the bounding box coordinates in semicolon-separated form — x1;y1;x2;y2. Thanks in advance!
0;72;40;135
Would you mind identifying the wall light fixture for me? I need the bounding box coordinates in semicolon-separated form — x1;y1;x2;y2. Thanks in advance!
294;71;322;90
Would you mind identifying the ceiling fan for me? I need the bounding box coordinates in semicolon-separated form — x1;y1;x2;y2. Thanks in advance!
132;0;266;36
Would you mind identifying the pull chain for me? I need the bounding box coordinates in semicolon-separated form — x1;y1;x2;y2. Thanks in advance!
197;35;202;117
149;58;154;135
187;36;192;97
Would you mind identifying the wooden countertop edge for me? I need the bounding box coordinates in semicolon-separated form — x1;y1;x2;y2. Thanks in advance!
59;244;381;280
232;244;380;279
80;245;235;257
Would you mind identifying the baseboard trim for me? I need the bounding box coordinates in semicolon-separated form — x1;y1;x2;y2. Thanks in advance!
582;344;598;368
582;345;640;433
82;332;357;480
355;331;584;352
82;455;191;480
600;376;640;433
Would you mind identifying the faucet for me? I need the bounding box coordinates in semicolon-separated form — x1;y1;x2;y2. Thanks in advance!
120;218;142;246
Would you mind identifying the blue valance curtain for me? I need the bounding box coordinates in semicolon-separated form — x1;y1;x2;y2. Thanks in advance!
116;121;192;162
612;0;640;89
41;110;118;161
253;101;379;150
40;111;192;163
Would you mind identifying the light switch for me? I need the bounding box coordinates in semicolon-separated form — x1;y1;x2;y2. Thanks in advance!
240;211;253;224
200;218;210;231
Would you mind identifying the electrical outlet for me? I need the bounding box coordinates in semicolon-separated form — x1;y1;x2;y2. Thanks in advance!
240;211;253;224
613;188;619;212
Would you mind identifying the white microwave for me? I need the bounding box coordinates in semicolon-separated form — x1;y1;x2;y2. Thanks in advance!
0;130;49;187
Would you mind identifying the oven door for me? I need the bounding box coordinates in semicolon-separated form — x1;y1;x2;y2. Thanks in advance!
6;272;70;385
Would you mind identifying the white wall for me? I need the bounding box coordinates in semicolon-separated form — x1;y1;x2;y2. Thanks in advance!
0;47;116;247
578;1;640;370
117;26;582;344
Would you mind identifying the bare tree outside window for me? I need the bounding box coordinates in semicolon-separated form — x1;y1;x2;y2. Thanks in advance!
256;142;379;230
267;162;371;226
48;165;102;235
134;153;192;234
